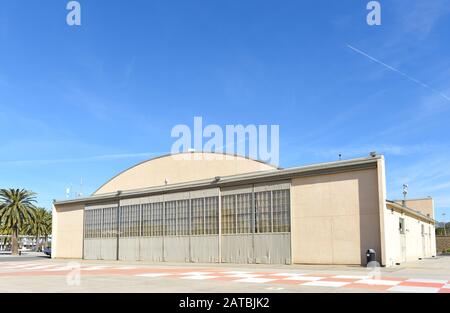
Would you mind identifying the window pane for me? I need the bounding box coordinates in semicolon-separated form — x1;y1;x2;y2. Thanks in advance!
204;197;218;235
255;191;271;233
142;203;152;236
119;205;140;237
221;195;236;234
272;190;290;232
102;207;117;238
177;199;190;236
191;198;204;235
151;202;164;236
236;193;253;234
165;201;176;236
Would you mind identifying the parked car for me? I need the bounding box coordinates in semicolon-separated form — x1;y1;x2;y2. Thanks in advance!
43;247;51;257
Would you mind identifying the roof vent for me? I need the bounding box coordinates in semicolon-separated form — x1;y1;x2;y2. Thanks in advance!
370;151;377;157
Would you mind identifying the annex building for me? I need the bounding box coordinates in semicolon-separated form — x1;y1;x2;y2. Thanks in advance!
52;152;436;267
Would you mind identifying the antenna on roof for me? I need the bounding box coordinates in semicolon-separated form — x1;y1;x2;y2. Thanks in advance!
402;184;408;207
77;177;83;198
338;153;342;161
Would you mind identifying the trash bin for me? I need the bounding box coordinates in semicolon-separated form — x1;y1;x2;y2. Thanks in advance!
366;249;376;264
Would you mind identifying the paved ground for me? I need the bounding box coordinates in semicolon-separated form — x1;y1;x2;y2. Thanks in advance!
0;255;449;293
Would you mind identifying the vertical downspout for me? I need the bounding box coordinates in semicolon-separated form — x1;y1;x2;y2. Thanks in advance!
218;188;222;263
376;157;388;267
116;191;121;261
289;182;293;265
252;184;256;264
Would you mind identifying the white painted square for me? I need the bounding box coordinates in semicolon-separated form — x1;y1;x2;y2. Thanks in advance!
114;266;138;270
355;279;401;286
25;265;58;270
180;275;219;280
234;277;276;284
270;273;306;277
222;271;252;274
302;281;350;288
226;273;262;278
333;275;372;280
45;267;71;272
82;266;110;271
406;278;448;284
284;276;324;281
4;264;38;269
135;273;172;278
179;272;214;276
388;285;439;293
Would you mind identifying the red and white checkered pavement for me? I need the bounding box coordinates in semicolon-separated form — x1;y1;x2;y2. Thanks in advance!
1;262;449;293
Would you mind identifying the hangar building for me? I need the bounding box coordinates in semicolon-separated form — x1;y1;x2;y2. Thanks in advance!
52;152;436;267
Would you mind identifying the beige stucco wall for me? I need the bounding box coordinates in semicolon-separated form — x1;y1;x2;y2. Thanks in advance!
52;203;84;259
394;198;435;219
383;207;436;266
94;152;277;195
291;168;381;265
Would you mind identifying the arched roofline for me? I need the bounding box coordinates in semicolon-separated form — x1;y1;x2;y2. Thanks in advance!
93;151;280;195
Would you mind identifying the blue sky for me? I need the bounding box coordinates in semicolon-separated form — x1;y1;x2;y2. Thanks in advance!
0;0;449;221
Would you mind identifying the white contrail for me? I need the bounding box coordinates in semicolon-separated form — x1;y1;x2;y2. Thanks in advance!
347;44;450;102
0;152;164;166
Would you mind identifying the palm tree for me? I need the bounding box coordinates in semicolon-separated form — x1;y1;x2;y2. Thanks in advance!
0;189;37;255
25;208;52;251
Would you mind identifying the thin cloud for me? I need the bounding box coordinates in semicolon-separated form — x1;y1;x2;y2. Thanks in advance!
347;44;450;102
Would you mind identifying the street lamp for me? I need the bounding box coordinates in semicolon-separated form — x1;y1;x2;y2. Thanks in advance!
443;213;447;236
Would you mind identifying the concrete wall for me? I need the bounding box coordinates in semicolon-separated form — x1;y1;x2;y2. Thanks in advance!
291;168;381;265
383;208;436;266
52;202;84;259
95;152;276;195
436;236;450;253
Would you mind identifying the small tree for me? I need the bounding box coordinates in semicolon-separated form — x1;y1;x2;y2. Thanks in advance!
0;189;37;255
25;208;52;251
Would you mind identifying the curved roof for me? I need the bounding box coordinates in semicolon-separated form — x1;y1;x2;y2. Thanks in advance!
93;152;278;195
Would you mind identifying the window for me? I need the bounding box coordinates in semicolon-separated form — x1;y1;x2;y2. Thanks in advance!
84;210;93;238
191;198;204;235
221;195;236;234
177;200;190;236
399;217;405;234
236;193;253;234
142;203;152;236
204;197;218;235
272;189;290;232
255;191;271;233
421;224;425;236
84;208;105;238
119;205;140;237
221;188;290;234
151;202;164;236
102;207;117;238
165;201;177;236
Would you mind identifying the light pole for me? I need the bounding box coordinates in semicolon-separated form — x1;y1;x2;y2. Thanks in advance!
443;213;447;236
402;184;408;207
